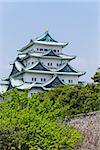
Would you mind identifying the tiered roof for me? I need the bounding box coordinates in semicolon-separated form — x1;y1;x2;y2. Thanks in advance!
0;30;86;94
18;31;68;52
18;51;76;61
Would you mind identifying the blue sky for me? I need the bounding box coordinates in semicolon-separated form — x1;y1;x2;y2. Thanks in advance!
0;0;99;82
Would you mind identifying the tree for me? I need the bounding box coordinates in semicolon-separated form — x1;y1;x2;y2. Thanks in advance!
91;69;100;83
0;89;83;150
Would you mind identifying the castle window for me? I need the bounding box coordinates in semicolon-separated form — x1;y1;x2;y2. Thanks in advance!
48;63;49;66
32;62;34;65
44;49;48;51
40;48;43;51
71;80;73;83
68;80;70;83
54;50;56;52
32;78;37;81
58;50;59;52
57;63;59;66
44;78;46;82
51;63;52;66
41;78;43;81
37;48;39;51
62;79;64;82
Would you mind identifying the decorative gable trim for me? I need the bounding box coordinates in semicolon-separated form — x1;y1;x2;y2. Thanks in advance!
58;63;77;73
9;64;19;76
44;76;64;88
28;62;50;71
43;50;59;57
36;32;58;43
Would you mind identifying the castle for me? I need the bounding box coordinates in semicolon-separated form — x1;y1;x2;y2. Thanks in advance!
0;29;85;96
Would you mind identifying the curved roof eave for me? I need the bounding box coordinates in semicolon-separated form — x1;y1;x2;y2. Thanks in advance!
17;40;34;52
19;52;76;61
33;40;68;47
78;72;86;77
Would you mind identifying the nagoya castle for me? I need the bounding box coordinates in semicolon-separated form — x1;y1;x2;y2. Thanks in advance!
0;28;85;96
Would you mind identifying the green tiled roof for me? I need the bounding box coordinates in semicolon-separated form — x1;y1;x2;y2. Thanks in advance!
36;32;58;42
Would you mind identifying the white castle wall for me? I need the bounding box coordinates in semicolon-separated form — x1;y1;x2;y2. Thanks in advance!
59;75;78;84
40;58;66;69
23;72;78;85
23;57;38;67
23;44;62;54
23;57;69;69
23;73;52;83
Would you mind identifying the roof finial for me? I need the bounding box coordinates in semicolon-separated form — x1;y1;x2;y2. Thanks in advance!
45;27;48;33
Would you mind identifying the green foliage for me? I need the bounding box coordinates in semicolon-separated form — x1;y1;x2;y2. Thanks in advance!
0;83;100;149
0;89;83;150
91;71;100;83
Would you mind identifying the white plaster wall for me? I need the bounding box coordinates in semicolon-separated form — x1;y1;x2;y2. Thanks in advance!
23;57;69;69
23;44;63;54
23;73;52;83
33;44;63;54
58;75;78;84
40;58;63;69
23;57;38;67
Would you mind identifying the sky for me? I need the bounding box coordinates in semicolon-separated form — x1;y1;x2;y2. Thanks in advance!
0;0;99;83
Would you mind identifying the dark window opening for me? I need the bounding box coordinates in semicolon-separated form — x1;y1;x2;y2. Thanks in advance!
44;49;48;51
71;80;73;83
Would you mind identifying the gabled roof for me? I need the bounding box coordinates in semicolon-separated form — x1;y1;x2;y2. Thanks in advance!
57;63;78;73
43;75;64;89
25;61;50;71
43;50;59;57
35;32;58;42
17;39;33;52
18;31;68;52
9;61;24;76
9;63;19;76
